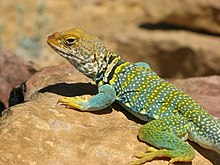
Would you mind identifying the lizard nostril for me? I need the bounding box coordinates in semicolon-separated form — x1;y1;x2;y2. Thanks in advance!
51;33;56;38
49;32;58;39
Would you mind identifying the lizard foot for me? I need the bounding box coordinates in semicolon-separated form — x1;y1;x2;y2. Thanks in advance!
57;96;88;110
134;147;158;158
130;147;159;165
131;146;194;165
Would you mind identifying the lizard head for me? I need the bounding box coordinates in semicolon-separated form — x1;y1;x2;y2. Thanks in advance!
47;27;107;79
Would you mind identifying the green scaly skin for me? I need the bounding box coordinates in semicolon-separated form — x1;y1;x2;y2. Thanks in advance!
47;28;220;164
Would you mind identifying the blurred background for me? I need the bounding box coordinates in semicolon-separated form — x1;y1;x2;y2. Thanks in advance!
0;0;220;109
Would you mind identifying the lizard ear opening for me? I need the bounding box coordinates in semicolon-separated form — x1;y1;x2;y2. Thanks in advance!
93;53;98;62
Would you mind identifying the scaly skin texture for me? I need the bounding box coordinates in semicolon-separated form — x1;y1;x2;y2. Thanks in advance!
47;28;220;164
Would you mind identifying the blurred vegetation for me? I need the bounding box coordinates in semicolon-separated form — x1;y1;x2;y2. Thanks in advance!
16;0;51;59
0;20;4;49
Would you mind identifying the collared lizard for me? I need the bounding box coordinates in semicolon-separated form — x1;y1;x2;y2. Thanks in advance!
47;27;220;164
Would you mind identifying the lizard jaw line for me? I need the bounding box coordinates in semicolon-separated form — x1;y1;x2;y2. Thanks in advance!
49;42;83;62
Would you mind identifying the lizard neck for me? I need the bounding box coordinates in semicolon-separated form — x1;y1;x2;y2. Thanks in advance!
95;50;125;85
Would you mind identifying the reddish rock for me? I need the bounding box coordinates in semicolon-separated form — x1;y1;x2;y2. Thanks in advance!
0;50;37;111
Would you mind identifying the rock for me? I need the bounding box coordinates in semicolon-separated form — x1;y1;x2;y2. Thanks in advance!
142;0;220;34
0;50;37;112
0;65;219;164
115;26;220;78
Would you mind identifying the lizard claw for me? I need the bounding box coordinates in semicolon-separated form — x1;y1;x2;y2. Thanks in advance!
57;96;87;110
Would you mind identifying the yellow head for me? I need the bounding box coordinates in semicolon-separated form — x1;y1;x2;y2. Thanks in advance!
47;28;107;79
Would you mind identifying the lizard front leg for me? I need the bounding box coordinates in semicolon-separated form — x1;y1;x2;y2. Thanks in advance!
134;62;150;69
58;84;116;111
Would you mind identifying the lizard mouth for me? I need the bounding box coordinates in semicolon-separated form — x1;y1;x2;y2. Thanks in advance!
47;39;84;62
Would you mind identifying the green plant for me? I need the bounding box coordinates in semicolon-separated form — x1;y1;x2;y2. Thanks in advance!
16;0;51;59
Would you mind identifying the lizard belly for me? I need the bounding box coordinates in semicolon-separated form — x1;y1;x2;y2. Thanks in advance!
115;100;153;121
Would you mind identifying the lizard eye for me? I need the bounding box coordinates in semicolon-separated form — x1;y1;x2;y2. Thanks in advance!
65;37;76;45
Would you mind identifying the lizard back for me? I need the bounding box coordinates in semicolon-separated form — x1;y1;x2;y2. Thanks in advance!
99;61;202;121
